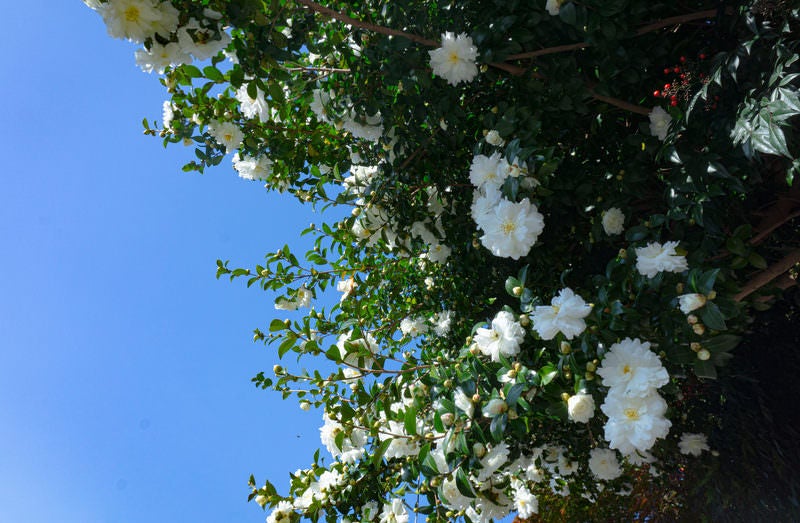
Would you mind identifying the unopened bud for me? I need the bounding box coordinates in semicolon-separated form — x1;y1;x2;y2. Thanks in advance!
273;365;284;374
512;286;523;297
697;349;711;361
560;341;572;355
690;342;702;352
687;314;698;325
519;314;530;327
707;290;717;300
692;323;706;335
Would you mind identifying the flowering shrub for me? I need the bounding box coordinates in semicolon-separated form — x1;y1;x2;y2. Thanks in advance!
85;0;799;520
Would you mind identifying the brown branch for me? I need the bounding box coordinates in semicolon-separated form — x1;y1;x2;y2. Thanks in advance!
296;0;438;46
506;8;730;62
734;248;800;302
590;92;651;115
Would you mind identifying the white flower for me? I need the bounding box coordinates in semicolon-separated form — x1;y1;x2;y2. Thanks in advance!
426;243;452;264
233;153;273;181
319;413;368;463
477;197;545;260
207;120;243;153
469;152;504;189
678;293;707;314
454;388;474;418
96;0;179;43
162;100;176;129
431;310;454;336
601;390;672;455
485;130;505;146
428;32;479;86
343;111;383;142
635;241;689;278
649;106;672;141
678;432;710;456
336;278;357;301
361;501;380;521
379;499;408;523
512;481;539;519
135;41;191;74
474;310;526;362
483;398;508;418
235;84;271;122
400;316;428;338
596;338;669;397
567;393;595;423
476;442;510;481
266;500;295;523
545;0;566;16
310;89;334;123
177;20;231;60
602;207;625;235
588;448;622;481
531;287;592;340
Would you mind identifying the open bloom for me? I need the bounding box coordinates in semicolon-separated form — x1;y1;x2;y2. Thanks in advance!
428;32;479;86
635;241;688;278
649;106;672;141
678;293;707;314
601;390;672;455
233;153;273;181
679;432;710;456
588;448;622;480
94;0;180;42
596;338;669;397
474;310;526;361
545;0;566;16
532;288;592;340
207;120;243;153
477;197;545;260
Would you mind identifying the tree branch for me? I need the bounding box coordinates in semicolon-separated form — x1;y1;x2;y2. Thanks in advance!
589;91;651;115
734;248;800;302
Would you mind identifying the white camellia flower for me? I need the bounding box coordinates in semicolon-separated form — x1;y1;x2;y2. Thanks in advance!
454;388;474;418
588;448;622;480
135;41;191;73
596;337;669;397
266;500;295;523
649;106;672;141
379;498;409;523
511;480;539;519
601;390;672;455
545;0;566;16
207;120;243;153
485;130;505;146
477;197;545;260
336;277;357;301
531;287;592;340
483;398;508;418
431;310;453;336
233;153;273;181
177;19;232;60
428;32;479;86
400;316;428;338
469;152;504;189
426;243;452;264
94;0;180;43
678;293;707;314
635;241;689;278
602;207;625;235
235;84;271;122
678;432;710;456
476;442;510;481
474;310;526;362
567;393;595;423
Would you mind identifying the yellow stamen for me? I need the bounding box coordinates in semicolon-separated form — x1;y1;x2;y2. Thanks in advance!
124;6;140;22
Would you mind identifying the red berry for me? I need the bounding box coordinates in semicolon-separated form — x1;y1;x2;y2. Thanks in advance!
673;66;681;73
664;83;671;90
670;99;679;107
680;73;686;79
699;53;707;60
653;90;661;97
680;56;687;63
670;94;678;100
664;68;671;75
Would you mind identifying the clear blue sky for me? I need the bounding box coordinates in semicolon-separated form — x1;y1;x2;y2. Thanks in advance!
0;3;325;521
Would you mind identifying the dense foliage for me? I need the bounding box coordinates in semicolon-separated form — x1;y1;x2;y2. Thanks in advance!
86;0;799;520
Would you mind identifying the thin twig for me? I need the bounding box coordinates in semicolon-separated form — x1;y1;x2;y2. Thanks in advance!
590;91;651;115
734;248;800;301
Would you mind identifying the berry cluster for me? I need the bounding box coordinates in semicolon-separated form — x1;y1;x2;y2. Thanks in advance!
652;53;718;109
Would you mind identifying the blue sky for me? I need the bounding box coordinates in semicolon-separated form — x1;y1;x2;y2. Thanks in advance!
0;3;325;521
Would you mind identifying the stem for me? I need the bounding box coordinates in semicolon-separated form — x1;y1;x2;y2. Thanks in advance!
590;92;651;115
734;248;800;302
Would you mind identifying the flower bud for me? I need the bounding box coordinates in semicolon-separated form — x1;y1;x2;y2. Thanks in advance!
707;290;717;300
519;314;530;327
687;314;698;325
273;365;284;374
690;342;702;352
473;442;486;458
512;286;523;297
441;412;455;426
697;349;711;361
560;341;572;355
299;401;311;411
692;323;706;335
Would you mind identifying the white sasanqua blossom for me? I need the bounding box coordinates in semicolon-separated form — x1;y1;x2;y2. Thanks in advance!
596;337;669;397
531;287;592;340
428;32;479;86
207;120;243;153
483;398;508;418
266;500;295;523
588;448;623;481
678;293;707;314
511;480;539;519
476;197;545;260
649;106;672;141
233;153;273;181
379;499;409;523
602;207;625;235
601;389;672;455
566;393;595;423
485;130;505;147
343;110;383;142
454;388;475;418
474;310;526;362
476;442;510;482
135;41;191;74
469;152;504;190
309;89;334;123
545;0;566;16
92;0;180;43
177;19;231;60
635;240;689;278
426;243;452;264
235;85;270;122
431;310;454;336
678;432;710;456
162;100;176;129
400;316;429;338
336;277;357;301
274;286;312;311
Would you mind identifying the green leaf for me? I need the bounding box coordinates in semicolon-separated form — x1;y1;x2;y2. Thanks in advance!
203;65;224;82
694;358;717;379
490;413;507;441
404;406;418;436
269;319;287;332
277;337;295;358
455;468;476;498
700;302;727;331
703;334;742;353
372;438;392;467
